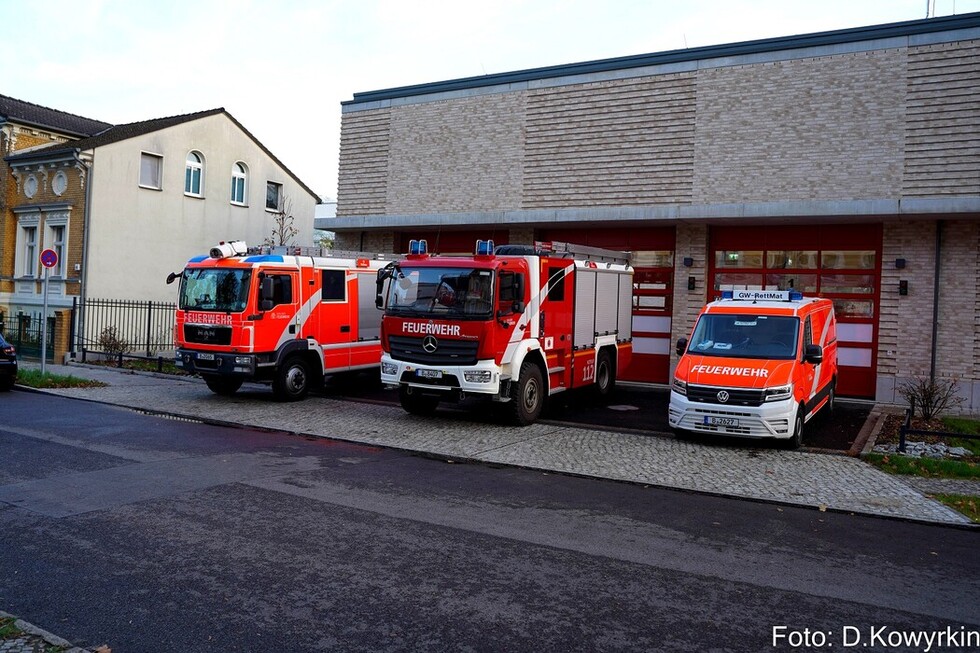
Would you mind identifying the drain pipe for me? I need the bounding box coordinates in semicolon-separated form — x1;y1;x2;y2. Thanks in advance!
930;220;943;382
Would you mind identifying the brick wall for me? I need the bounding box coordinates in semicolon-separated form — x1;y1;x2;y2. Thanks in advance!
904;40;980;197
337;108;390;217
387;94;526;214
669;223;708;373
694;50;906;203
523;74;695;208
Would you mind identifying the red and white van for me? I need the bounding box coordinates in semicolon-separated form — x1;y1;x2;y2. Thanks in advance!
668;290;838;448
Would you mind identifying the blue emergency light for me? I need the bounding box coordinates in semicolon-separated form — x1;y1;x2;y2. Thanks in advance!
789;291;803;301
408;239;428;255
475;239;495;256
721;290;734;300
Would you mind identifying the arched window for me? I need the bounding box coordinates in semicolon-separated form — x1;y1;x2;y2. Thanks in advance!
231;162;248;204
185;151;204;196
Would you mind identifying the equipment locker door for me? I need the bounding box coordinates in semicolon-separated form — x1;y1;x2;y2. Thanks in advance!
539;259;575;392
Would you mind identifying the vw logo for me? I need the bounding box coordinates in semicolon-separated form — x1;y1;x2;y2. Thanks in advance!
716;390;730;403
422;335;439;353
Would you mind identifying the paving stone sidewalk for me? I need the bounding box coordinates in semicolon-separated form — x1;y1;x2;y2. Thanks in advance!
16;362;972;526
0;611;90;653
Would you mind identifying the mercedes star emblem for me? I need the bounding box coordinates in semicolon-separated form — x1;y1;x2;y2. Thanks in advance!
716;390;730;403
422;335;439;353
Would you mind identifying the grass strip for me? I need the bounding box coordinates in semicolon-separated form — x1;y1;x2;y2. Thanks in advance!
864;452;980;480
16;369;108;389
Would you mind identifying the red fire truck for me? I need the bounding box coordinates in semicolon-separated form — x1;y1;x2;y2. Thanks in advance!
376;240;634;424
172;241;394;400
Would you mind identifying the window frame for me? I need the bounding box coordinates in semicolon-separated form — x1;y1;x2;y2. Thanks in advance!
231;162;248;206
139;151;164;190
22;225;37;278
184;151;205;197
266;181;283;211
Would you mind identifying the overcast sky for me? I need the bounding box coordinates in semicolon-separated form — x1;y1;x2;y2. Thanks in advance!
3;0;978;203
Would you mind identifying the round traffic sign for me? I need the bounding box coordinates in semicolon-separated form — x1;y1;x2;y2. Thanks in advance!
40;248;59;269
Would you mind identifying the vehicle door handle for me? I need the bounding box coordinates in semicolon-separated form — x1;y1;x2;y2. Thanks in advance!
340;325;351;333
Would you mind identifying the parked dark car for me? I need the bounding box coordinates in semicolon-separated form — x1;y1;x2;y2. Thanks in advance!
0;333;17;391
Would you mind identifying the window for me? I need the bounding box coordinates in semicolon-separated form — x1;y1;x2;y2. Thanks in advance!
23;226;37;277
547;266;566;302
50;225;65;277
184;151;204;196
231;162;248;204
266;181;282;211
322;270;346;302
140;152;163;189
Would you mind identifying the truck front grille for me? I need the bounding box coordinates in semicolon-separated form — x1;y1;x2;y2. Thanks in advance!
388;336;479;366
184;324;232;345
687;384;765;407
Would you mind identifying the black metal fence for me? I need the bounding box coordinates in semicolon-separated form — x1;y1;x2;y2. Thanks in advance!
0;315;55;362
73;298;176;357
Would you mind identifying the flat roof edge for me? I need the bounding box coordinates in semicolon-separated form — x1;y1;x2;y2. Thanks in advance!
344;12;980;106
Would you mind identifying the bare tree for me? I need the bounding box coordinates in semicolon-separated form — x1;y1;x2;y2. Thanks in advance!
264;195;299;246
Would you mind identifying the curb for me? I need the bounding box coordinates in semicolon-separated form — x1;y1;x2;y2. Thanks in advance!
0;610;91;652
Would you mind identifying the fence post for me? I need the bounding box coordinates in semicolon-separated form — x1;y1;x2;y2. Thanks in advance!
145;300;153;357
899;397;914;454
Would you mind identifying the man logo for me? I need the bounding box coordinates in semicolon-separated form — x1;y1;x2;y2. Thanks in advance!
422;335;439;353
716;390;730;403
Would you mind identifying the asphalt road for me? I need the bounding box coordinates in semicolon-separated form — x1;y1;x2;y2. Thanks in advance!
0;391;976;652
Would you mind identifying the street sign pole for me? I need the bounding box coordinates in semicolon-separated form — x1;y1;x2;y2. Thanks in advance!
38;248;59;375
41;265;49;375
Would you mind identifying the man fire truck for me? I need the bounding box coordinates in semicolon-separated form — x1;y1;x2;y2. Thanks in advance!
376;239;634;425
171;240;393;401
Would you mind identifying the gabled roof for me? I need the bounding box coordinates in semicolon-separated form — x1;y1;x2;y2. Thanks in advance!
8;107;320;203
0;94;112;137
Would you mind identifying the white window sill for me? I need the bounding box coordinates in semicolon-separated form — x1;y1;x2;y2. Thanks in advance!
139;184;163;191
184;192;205;199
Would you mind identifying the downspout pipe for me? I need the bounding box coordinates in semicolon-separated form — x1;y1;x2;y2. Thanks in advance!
930;220;942;382
77;149;92;355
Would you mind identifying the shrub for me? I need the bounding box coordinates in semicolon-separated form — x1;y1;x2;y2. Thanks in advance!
898;375;965;420
97;326;131;356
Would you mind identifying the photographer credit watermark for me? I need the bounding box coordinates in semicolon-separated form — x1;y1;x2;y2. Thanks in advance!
772;625;979;651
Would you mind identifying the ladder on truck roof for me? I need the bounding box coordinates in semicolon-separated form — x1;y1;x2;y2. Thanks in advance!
535;241;632;265
248;245;399;261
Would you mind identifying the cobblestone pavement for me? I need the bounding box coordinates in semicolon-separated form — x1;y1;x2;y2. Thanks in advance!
16;362;972;526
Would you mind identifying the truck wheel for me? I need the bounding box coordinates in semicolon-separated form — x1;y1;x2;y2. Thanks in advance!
204;375;243;396
273;356;310;402
509;361;544;426
785;406;804;449
399;386;439;416
595;350;615;397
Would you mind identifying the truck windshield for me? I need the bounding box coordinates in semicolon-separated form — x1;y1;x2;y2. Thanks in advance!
179;268;252;312
386;266;493;318
687;314;800;360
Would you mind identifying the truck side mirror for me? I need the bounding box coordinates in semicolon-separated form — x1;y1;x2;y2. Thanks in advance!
804;344;823;364
259;277;274;312
676;337;688;356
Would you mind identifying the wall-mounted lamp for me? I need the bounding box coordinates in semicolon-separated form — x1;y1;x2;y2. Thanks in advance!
899;280;909;296
687;276;696;291
895;258;906;269
683;257;694;268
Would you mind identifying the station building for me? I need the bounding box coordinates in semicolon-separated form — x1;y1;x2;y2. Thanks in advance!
322;13;980;411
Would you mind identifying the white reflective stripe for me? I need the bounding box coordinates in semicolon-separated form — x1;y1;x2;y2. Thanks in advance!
837;323;874;343
839;347;872;367
637;296;667;309
632;315;672;333
322;340;378;350
632;337;670;355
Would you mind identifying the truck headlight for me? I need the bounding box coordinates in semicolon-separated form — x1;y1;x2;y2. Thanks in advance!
464;370;492;383
672;378;687;396
764;384;793;402
234;356;253;366
382;362;398;376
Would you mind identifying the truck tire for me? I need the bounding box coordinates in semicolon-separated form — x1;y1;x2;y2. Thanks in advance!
509;361;544;426
204;375;243;396
273;356;311;402
595;349;615;397
399;386;439;416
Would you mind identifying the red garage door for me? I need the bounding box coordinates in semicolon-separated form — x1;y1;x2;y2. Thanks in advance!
537;226;676;384
709;224;881;398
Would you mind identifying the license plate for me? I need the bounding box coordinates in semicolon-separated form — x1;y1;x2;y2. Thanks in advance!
705;416;739;427
197;353;215;361
417;369;442;379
